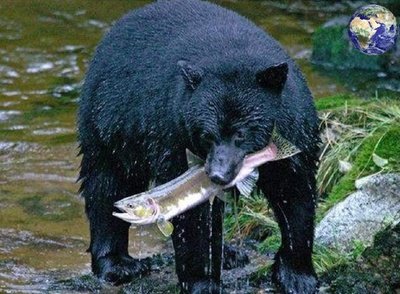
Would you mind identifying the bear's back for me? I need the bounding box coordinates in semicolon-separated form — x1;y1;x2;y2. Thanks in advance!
91;0;285;73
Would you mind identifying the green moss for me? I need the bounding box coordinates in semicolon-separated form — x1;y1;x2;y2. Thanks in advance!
321;223;400;293
311;25;387;70
314;94;368;111
319;125;400;218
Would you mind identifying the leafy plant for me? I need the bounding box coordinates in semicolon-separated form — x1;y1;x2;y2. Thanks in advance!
316;97;400;216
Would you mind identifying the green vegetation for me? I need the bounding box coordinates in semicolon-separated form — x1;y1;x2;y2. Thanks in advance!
314;94;368;111
224;94;400;285
316;95;400;217
224;193;278;242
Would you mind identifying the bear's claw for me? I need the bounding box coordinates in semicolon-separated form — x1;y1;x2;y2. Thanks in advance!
181;280;222;294
94;254;151;285
272;254;318;294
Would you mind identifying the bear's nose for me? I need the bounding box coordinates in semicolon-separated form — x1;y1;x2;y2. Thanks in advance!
209;171;230;186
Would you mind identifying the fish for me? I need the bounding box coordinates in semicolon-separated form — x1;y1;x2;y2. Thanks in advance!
112;128;300;237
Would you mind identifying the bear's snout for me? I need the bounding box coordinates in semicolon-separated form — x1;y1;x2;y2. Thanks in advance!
205;143;244;186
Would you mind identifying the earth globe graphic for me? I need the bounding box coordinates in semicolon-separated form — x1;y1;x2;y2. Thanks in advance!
348;4;397;55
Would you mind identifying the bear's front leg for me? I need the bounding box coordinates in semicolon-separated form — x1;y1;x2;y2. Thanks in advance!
80;154;151;285
171;198;224;294
259;154;318;294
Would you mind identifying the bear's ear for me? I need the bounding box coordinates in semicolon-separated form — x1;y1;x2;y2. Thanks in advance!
256;62;288;92
178;60;203;90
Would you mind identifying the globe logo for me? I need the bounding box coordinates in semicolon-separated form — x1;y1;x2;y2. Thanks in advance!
348;4;397;55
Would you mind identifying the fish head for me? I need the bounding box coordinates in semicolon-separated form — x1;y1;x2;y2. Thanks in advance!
113;198;159;224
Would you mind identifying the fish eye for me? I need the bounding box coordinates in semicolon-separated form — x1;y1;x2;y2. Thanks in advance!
127;204;134;208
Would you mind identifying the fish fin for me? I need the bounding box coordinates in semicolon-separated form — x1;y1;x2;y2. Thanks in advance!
270;126;301;160
186;149;205;167
236;169;259;198
209;194;216;205
216;192;228;202
185;149;204;168
157;217;174;237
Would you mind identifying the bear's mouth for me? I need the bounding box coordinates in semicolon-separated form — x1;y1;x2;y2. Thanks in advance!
204;152;245;186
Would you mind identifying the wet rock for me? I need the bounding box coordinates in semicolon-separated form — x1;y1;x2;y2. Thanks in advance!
51;83;81;99
57;45;85;54
48;243;273;294
0;228;81;253
223;244;250;270
0;260;49;292
0;65;19;78
50;274;104;292
0;141;39;154
32;127;74;135
315;173;400;251
0;110;21;121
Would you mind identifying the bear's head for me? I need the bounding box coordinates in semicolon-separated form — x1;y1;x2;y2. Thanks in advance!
178;59;288;185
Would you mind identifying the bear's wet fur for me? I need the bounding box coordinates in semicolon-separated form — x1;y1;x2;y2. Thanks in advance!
77;0;320;293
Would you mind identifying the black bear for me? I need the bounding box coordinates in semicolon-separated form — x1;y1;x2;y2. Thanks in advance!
77;0;320;293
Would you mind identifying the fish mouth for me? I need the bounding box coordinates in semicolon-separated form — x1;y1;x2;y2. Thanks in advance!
113;201;127;213
112;198;161;225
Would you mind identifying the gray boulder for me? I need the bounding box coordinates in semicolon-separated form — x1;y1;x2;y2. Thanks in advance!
315;173;400;251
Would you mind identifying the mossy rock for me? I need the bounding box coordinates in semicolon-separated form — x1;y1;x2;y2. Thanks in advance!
311;18;389;71
322;223;400;293
49;274;103;292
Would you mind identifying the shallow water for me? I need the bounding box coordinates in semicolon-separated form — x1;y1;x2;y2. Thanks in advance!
0;0;392;292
